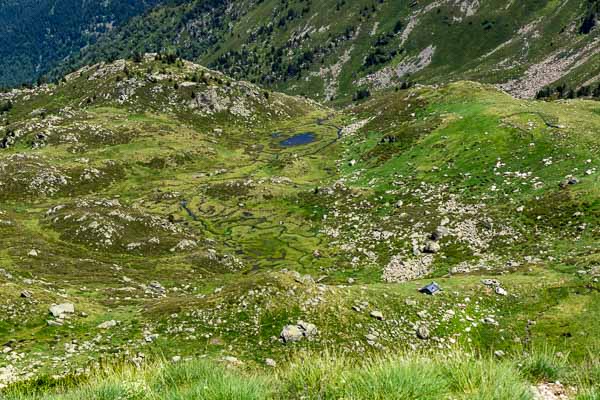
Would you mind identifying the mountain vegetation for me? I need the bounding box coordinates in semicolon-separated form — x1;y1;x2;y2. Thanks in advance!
0;55;599;397
0;0;593;102
0;0;164;87
2;0;600;102
2;0;600;398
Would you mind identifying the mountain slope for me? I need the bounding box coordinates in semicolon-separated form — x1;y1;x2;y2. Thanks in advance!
0;0;165;87
47;0;600;101
0;58;598;392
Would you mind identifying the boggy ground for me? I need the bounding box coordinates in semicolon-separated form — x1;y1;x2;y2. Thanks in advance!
0;58;599;397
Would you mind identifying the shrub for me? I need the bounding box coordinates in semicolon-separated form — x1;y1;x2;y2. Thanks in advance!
0;100;12;113
353;88;371;101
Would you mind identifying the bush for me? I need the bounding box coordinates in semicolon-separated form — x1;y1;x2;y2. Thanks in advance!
0;100;12;113
353;88;371;101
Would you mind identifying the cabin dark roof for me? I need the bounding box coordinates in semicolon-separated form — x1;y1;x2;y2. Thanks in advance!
419;282;441;295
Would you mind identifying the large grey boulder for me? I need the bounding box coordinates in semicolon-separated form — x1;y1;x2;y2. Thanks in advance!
49;303;74;318
297;320;318;336
416;325;430;340
370;310;384;320
280;325;304;343
280;320;318;343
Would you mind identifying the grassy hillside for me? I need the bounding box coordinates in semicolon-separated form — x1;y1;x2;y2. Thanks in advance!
0;57;599;396
47;0;600;101
4;350;600;399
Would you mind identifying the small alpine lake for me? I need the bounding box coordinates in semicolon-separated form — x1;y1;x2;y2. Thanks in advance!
279;132;316;147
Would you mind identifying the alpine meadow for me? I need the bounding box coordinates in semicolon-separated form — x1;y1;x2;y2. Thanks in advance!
1;1;600;399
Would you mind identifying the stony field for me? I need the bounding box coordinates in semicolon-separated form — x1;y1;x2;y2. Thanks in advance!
0;57;599;399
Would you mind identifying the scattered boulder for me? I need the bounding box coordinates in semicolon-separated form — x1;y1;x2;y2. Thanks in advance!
30;108;47;117
147;281;166;296
294;274;315;285
352;301;369;312
365;333;378;342
0;132;16;149
481;279;507;295
297;320;318;336
280;320;318;343
49;303;74;318
97;320;117;329
532;382;571;400
559;176;579;188
495;286;508;296
0;365;17;389
265;358;277;367
365;333;378;345
481;279;501;287
430;226;450;241
416;325;430;340
144;333;159;342
423;241;440;254
222;356;243;366
370;310;384;320
170;239;197;252
20;290;32;299
280;325;304;343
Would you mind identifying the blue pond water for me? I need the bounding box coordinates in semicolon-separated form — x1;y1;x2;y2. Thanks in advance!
279;132;316;147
